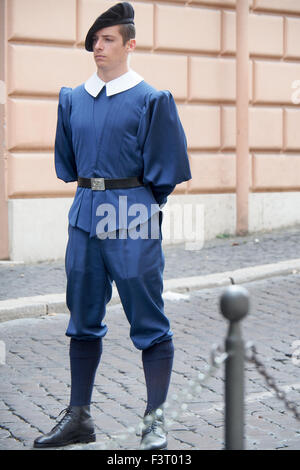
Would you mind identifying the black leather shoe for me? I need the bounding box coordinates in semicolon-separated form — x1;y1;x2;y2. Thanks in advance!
140;408;167;450
33;406;96;448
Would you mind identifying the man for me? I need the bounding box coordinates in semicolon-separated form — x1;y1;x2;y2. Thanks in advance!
33;2;191;450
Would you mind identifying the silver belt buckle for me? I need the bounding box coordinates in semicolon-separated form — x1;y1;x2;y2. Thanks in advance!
91;178;105;191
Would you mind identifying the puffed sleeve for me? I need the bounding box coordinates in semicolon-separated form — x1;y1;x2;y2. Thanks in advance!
54;87;77;182
138;90;191;206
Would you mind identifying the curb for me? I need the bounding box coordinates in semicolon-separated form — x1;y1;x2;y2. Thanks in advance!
163;257;300;292
1;258;300;323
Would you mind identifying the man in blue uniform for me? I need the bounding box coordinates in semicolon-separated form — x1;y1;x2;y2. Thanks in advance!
34;2;191;450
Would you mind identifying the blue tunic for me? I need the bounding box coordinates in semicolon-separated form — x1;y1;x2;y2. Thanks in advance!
55;78;191;238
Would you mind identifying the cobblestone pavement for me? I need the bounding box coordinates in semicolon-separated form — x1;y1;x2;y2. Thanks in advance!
0;274;300;451
1;225;300;301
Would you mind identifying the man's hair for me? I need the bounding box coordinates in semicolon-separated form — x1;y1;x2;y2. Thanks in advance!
119;24;136;45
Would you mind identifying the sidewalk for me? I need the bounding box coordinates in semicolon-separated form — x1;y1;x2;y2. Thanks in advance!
1;225;300;320
0;226;300;451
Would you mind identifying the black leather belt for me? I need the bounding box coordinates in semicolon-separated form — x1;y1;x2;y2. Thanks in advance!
78;176;143;191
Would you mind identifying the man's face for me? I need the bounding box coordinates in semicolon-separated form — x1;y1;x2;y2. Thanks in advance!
92;25;135;72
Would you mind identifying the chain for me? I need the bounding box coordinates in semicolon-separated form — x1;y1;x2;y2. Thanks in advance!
162;343;228;427
76;343;227;450
66;339;300;450
244;341;300;421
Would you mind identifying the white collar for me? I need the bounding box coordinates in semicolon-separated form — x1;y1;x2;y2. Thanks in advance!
84;69;144;97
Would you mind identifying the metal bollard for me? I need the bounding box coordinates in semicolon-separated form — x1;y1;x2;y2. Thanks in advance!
220;284;250;450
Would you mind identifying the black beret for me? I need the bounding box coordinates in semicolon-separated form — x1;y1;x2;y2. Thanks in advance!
85;2;135;51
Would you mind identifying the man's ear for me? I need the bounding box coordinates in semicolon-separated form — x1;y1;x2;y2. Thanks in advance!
127;39;136;52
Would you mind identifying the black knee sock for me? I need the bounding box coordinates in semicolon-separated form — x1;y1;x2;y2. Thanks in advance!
142;339;174;416
69;338;102;407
